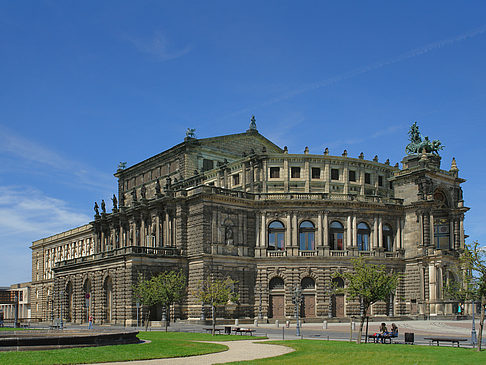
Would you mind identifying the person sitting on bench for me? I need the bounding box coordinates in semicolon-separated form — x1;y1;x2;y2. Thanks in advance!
390;323;398;338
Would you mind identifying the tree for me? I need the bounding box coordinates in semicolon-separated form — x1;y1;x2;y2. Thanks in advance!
449;241;486;351
334;257;400;344
133;270;186;331
193;276;239;335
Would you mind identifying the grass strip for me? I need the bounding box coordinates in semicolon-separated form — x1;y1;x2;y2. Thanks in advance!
0;331;265;365
224;339;486;365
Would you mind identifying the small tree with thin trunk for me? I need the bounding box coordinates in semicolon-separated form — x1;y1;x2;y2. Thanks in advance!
193;276;239;335
334;257;400;344
133;270;186;331
449;241;486;351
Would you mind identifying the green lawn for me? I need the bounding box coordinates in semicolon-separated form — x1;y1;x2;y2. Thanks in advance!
0;331;265;365
225;340;486;365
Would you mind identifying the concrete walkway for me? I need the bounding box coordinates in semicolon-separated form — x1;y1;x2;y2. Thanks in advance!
98;339;294;365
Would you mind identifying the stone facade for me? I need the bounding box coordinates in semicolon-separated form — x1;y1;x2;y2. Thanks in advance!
30;123;469;325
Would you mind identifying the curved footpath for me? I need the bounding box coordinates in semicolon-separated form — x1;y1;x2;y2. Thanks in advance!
97;339;294;365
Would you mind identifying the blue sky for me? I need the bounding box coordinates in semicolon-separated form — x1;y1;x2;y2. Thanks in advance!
0;1;485;286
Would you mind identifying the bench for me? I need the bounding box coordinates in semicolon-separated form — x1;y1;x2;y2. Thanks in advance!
424;337;468;347
368;333;398;344
204;327;224;334
233;327;255;336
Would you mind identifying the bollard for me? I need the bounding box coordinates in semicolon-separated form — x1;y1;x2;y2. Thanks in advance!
235;319;239;326
254;319;258;327
286;320;290;328
275;319;279;328
323;320;328;329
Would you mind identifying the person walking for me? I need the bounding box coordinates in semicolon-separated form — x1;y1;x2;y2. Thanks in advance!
88;315;93;329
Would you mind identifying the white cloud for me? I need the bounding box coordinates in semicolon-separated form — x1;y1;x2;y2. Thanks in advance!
126;31;191;61
0;125;113;191
0;185;90;238
0;185;91;286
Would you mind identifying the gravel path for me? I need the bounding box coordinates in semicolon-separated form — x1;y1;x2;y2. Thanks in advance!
98;339;294;365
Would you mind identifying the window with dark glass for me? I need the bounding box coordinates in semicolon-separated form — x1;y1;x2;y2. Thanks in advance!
383;224;393;251
270;167;280;178
365;173;371;184
232;174;240;186
299;221;315;250
329;221;344;250
268;221;285;250
349;170;356;182
331;168;339;180
291;166;301;178
378;176;383;187
311;167;321;179
357;222;370;251
202;159;214;171
434;219;450;250
389;181;393;189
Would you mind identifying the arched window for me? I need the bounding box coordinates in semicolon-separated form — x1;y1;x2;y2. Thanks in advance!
268;221;285;250
383;224;393;252
329;221;344;250
301;277;315;290
269;277;285;290
434;190;449;209
331;277;345;289
357;222;370;251
299;221;315;250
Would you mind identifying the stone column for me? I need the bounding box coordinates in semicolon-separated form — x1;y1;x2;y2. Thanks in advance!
324;161;330;194
304;160;310;193
449;220;454;250
155;215;161;247
283;159;289;193
372;217;378;250
242;162;247;192
285;212;292;250
454;219;460;250
428;264;437;315
396;218;402;250
323;211;329;247
429;214;434;248
378;217;383;250
352;215;357;247
460;216;465;249
255;211;260;250
250;161;255;193
141;219;146;246
423;212;430;246
346;215;352;249
317;211;323;247
101;230;105;252
260;213;266;248
292;213;298;248
343;165;349;195
164;212;170;247
223;168;228;189
262;160;268;193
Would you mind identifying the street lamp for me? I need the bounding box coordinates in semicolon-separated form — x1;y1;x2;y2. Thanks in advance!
292;285;303;337
471;300;478;346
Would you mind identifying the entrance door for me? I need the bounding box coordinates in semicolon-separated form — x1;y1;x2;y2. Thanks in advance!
270;295;284;318
302;295;315;317
333;294;345;317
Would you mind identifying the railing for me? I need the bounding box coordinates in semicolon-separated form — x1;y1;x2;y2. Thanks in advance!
330;250;347;256
254;192;403;205
55;245;181;268
358;251;375;257
299;250;317;257
267;250;287;257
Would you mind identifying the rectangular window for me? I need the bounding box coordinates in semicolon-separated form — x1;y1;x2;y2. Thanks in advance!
232;174;240;186
365;173;371;184
378;176;383;186
349;170;356;182
291;167;301;178
270;167;280;178
202;159;214;171
389;181;393;189
331;168;339;180
311;167;320;179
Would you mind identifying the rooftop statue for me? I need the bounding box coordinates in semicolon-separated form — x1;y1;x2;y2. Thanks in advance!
405;122;444;155
249;115;257;130
186;128;196;139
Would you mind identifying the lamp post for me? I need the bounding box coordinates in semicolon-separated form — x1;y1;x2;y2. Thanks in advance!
85;293;90;324
472;300;478;347
292;285;303;337
136;300;140;327
258;282;263;320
